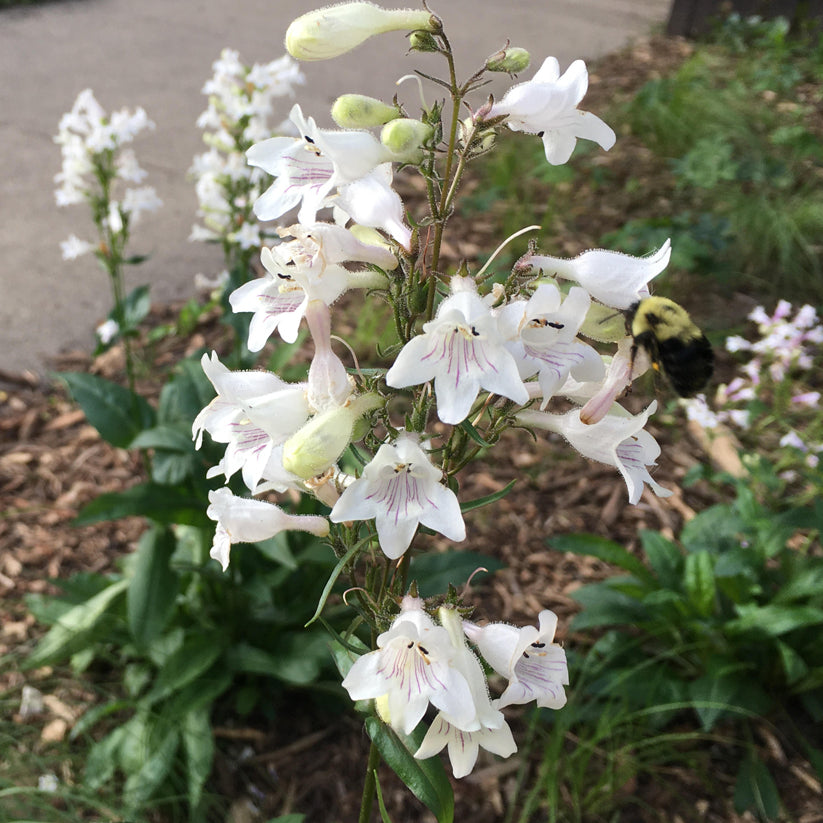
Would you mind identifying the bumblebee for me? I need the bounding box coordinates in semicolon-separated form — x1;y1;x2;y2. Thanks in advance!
626;296;714;397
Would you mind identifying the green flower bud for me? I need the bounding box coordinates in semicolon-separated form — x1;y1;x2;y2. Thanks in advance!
286;2;438;62
408;30;439;52
282;393;382;479
380;118;434;164
331;94;400;129
485;46;531;74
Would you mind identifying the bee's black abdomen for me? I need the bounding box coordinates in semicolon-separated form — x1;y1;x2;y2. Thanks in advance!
657;334;714;396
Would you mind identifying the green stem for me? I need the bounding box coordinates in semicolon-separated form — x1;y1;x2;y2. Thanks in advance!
358;728;382;823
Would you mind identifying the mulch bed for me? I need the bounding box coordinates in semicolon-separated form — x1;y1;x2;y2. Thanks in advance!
2;34;821;823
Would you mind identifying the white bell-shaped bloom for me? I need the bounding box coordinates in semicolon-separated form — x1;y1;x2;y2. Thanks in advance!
517;401;672;504
386;278;529;425
414;607;515;777
342;597;478;735
247;103;391;225
464;610;568;710
498;284;604;409
520;239;671;311
330;432;465;559
230;223;393;351
206;487;329;571
192;352;310;490
488;56;615;165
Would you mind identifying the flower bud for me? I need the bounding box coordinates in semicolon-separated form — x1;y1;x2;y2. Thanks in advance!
408;30;439;52
282;392;382;479
485;46;531;74
286;2;438;62
331;94;401;129
380;118;433;163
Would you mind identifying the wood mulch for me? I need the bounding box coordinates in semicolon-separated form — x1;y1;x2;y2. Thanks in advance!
1;33;821;823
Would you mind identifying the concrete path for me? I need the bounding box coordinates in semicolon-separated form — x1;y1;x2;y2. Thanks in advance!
0;0;671;377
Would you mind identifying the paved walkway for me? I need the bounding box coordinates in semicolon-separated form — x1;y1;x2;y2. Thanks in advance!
0;0;671;377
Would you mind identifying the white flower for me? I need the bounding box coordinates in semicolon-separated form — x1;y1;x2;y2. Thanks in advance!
414;714;517;779
192;351;309;491
60;234;95;261
206;488;329;571
518;239;671;311
285;3;437;61
333;163;412;250
246;103;390;225
122;186;162;221
38;773;59;793
229;222;393;350
96;319;120;344
414;607;515;777
498;284;604;408
342;597;478;735
386;278;529;425
487;56;616;165
330;432;465;559
464;610;568;710
682;395;720;429
518;401;671;504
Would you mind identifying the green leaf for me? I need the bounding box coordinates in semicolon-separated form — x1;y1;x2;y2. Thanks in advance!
182;706;214;810
409;550;504;598
145;634;226;705
24;578;128;669
84;726;127;791
727;604;823;637
74;482;211;527
158;357;216;424
773;565;823;604
458;417;491;447
681;503;742;554
640;530;683;589
123;728;180;811
305;538;364;627
459;479;516;513
130;423;197;453
689;671;742;731
684;550;716;617
734;753;781;819
224;640;323;685
121;284;151;331
127;526;179;648
550;534;656;587
776;640;808;685
71;699;132;741
365;717;454;823
59;372;155;448
569;584;649;630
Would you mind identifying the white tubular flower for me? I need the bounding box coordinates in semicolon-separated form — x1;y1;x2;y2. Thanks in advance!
246;103;391;225
414;607;515;778
192;352;310;491
305;300;354;412
286;2;437;61
498;284;604;409
487;56;615;165
230;222;393;351
517;401;672;504
519;239;671;311
464;610;568;710
386;278;529;425
342;597;478;735
60;234;95;261
330;431;465;559
206;488;329;571
334;164;413;250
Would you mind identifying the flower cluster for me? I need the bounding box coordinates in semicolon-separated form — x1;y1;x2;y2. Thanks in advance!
189;49;305;281
188;0;693;781
343;598;567;777
685;300;822;468
55;89;162;263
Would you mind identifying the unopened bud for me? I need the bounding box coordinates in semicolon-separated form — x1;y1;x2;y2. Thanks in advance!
282;393;382;479
485;46;531;74
332;94;400;129
286;2;438;61
408;30;439;52
380;118;434;163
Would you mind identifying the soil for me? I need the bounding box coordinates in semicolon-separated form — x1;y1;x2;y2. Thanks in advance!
1;34;821;823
